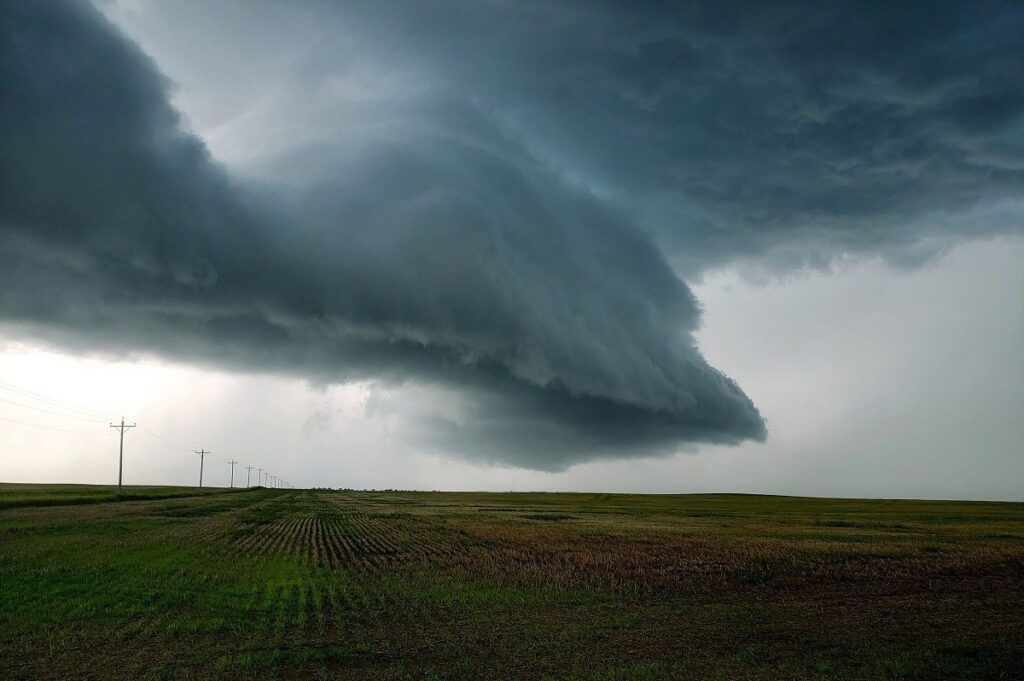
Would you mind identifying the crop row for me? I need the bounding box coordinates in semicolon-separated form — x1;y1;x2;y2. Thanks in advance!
230;512;459;569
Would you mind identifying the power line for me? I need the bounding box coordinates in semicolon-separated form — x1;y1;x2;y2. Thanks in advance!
0;396;109;423
0;382;281;491
0;382;266;491
110;418;136;492
133;429;207;475
195;449;209;488
208;450;229;464
0;414;90;434
135;429;242;489
137;426;189;451
0;379;120;420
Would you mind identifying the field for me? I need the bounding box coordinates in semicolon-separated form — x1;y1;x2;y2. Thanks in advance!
0;484;1021;680
0;483;244;510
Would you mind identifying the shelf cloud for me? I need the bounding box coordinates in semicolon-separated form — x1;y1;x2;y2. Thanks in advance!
2;1;1021;469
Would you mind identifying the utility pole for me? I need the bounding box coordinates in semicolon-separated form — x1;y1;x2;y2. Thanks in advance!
257;467;264;488
195;449;209;488
245;465;253;487
109;417;136;493
228;460;238;488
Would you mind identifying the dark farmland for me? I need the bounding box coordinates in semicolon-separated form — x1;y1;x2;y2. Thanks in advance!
1;485;1021;680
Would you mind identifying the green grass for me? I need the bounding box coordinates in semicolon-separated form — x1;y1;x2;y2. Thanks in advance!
0;482;248;509
0;486;1021;679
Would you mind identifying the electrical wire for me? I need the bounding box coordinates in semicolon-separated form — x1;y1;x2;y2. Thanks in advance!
0;396;110;423
0;381;267;483
0;414;91;434
137;426;189;450
0;379;120;420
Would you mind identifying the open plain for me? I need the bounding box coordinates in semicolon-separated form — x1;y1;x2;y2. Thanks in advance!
1;484;1021;680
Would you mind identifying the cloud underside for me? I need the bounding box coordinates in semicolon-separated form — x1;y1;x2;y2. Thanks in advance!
1;1;1021;469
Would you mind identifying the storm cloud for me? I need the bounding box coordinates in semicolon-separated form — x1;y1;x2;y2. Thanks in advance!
1;0;1022;469
325;0;1024;271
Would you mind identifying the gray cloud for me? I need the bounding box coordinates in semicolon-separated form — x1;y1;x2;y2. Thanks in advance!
294;0;1024;271
2;0;1021;469
0;0;764;469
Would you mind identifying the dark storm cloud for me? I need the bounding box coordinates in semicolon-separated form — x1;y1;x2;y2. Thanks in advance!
321;0;1024;270
0;0;764;469
2;1;1022;469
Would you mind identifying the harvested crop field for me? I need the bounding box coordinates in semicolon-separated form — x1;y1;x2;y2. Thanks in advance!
1;485;1022;680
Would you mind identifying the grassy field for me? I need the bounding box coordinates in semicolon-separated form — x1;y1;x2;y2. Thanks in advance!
0;483;246;509
0;485;1021;680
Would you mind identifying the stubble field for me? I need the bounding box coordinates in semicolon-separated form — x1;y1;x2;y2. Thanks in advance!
0;484;1021;680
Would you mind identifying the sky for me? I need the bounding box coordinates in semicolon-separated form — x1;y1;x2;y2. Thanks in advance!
1;0;1022;498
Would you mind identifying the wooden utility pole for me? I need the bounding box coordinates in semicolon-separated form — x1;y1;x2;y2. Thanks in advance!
195;449;209;488
109;417;136;493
